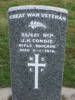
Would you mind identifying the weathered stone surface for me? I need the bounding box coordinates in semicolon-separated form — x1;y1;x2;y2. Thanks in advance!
8;5;68;100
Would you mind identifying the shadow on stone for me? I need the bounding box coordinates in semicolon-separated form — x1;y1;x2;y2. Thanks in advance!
71;94;75;100
62;95;66;100
8;95;12;100
8;95;66;100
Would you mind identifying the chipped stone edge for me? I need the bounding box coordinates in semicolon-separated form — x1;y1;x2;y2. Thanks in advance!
8;5;68;14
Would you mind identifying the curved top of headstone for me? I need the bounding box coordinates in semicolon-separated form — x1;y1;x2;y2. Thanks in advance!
8;5;68;14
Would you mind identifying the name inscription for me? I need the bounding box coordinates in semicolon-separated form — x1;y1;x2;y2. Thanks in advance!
18;32;56;53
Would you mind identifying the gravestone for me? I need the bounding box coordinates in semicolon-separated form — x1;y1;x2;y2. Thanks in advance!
8;5;68;100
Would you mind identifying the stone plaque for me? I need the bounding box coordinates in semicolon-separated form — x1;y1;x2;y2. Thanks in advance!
8;5;68;100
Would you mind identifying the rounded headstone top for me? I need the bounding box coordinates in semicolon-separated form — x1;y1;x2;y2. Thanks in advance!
8;5;68;14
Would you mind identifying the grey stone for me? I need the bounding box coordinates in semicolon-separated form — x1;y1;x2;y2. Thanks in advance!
0;87;75;100
8;5;68;100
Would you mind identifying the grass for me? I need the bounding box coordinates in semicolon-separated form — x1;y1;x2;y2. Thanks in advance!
0;0;75;88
